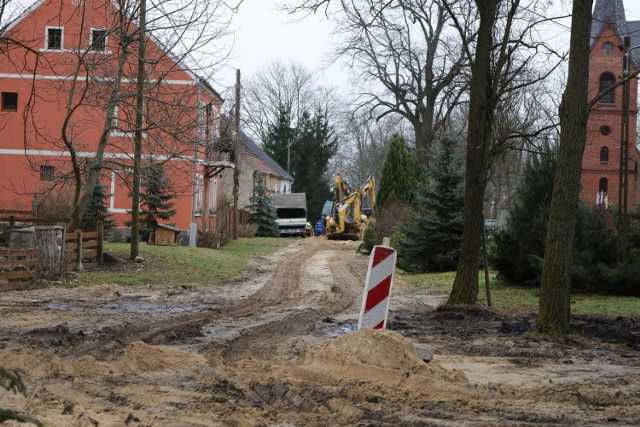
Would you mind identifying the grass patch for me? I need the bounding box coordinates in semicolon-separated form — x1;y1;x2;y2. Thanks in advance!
399;270;639;318
81;237;288;287
570;294;639;317
398;270;455;295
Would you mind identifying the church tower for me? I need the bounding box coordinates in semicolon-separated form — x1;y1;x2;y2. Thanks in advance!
584;0;640;208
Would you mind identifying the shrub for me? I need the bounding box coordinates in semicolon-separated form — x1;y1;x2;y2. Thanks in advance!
491;148;639;296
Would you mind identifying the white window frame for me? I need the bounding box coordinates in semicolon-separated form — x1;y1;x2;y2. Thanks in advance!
44;26;64;51
195;175;204;216
89;28;109;53
208;176;217;214
111;103;146;138
109;169;132;213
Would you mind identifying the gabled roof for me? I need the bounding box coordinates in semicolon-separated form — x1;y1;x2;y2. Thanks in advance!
238;129;293;181
2;0;223;103
591;0;640;64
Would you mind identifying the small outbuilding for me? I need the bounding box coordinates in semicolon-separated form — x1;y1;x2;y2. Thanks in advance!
150;224;180;246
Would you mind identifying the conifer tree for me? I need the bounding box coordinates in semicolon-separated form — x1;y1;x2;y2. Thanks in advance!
262;106;336;221
247;174;280;237
398;135;465;272
0;367;42;426
291;109;336;220
376;134;422;212
491;147;626;294
491;149;556;284
133;163;177;241
81;183;114;231
263;106;296;173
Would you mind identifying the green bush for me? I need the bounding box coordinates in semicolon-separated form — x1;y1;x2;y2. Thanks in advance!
491;148;639;296
397;135;464;273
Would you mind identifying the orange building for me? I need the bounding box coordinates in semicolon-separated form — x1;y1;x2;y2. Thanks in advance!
584;0;640;209
0;0;231;234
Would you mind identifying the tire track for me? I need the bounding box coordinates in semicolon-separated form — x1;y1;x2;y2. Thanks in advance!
58;243;319;358
217;241;365;362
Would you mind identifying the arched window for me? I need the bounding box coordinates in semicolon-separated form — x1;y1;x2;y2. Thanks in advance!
599;73;615;104
599;177;608;193
600;146;609;163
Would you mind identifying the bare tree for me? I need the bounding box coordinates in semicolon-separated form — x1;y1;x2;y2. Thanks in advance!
331;110;405;188
484;81;561;218
327;0;472;159
445;0;565;304
241;60;337;144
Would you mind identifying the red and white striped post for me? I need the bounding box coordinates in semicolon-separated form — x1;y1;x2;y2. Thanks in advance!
358;245;397;330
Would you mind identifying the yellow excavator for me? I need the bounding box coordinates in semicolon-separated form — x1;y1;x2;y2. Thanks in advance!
325;174;376;240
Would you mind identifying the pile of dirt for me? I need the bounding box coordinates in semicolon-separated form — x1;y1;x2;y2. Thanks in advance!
297;329;466;387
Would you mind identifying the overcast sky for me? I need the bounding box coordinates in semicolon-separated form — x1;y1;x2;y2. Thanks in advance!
215;0;640;93
215;0;339;92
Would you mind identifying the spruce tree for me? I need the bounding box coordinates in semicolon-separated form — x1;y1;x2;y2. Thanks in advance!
247;174;280;237
376;134;422;212
263;106;296;173
398;135;465;272
137;163;177;241
0;367;42;426
490;148;630;294
290;109;336;220
491;149;556;285
362;134;422;252
81;183;114;231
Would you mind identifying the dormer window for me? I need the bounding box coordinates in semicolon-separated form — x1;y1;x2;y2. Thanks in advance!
46;27;63;50
90;28;107;52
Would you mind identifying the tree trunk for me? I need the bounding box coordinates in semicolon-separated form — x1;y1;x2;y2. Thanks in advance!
35;226;64;279
130;0;147;260
67;10;128;230
416;98;437;163
447;0;498;305
536;0;593;335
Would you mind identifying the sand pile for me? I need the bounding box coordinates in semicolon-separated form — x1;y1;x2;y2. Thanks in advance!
298;329;466;387
121;341;205;373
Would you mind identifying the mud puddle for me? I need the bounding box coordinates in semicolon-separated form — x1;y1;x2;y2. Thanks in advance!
43;300;218;313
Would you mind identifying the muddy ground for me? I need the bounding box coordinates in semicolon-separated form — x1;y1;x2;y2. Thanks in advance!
0;238;639;426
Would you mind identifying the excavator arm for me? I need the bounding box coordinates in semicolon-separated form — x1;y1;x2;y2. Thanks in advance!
326;175;375;240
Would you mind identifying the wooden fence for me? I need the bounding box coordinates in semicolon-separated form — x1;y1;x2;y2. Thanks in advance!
0;225;104;289
65;230;103;271
0;247;38;282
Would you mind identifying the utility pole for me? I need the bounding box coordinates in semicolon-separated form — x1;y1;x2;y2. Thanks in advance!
130;0;146;260
232;69;241;240
619;36;631;264
189;78;201;248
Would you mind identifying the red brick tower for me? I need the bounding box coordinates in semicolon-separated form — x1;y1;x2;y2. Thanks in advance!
583;0;640;209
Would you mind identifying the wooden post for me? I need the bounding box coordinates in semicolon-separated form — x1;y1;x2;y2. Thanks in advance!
482;227;492;307
9;216;15;230
76;229;84;271
97;221;104;267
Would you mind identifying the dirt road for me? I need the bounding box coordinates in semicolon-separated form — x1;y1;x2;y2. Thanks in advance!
1;238;639;426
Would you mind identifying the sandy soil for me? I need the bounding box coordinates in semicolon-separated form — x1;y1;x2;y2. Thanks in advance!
1;238;639;426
